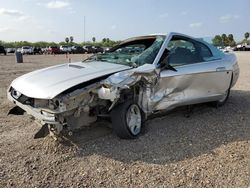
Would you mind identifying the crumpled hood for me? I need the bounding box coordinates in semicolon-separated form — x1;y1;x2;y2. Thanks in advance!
11;61;130;99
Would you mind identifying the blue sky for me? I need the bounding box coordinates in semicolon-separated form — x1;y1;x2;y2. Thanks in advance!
0;0;249;42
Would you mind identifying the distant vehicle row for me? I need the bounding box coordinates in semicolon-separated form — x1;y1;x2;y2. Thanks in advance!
0;45;109;55
217;43;250;53
235;43;250;51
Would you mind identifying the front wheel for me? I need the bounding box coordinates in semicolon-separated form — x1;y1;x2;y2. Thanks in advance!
111;101;144;139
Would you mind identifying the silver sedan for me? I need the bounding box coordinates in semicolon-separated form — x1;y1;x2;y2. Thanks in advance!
8;32;239;139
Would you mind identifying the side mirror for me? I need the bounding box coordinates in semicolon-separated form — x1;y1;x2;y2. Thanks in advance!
158;49;177;72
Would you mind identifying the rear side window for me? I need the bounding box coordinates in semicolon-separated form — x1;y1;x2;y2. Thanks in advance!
166;36;216;67
195;42;213;61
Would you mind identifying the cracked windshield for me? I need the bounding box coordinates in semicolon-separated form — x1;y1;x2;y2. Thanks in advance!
85;36;165;67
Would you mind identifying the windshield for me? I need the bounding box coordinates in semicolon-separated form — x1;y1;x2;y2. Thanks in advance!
84;35;165;67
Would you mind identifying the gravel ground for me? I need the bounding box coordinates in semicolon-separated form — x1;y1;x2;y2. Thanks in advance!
0;53;249;187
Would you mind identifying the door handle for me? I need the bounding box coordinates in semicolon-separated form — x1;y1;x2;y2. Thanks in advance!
216;67;226;72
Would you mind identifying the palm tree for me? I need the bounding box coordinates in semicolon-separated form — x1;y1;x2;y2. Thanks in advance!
228;34;234;41
70;36;74;43
221;34;227;47
212;35;222;47
102;38;107;43
228;34;235;46
92;37;96;43
65;37;69;44
244;32;249;40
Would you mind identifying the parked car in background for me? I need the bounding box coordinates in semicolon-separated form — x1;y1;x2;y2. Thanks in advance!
83;45;95;53
222;46;232;53
93;46;104;53
47;46;60;54
6;48;15;53
33;47;42;55
21;46;33;54
41;47;48;54
103;47;110;53
7;32;239;139
60;45;72;54
16;48;22;53
0;46;7;55
236;43;250;51
232;46;238;51
71;46;86;54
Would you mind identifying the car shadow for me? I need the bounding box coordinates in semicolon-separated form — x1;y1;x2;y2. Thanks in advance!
57;89;250;165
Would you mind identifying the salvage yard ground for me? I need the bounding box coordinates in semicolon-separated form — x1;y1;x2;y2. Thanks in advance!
0;52;249;187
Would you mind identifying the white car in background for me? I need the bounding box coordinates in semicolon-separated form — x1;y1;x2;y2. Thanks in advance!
21;46;33;54
16;48;22;53
237;43;250;51
6;48;15;53
60;45;72;53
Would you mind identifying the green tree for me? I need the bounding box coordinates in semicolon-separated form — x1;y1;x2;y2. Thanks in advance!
212;35;223;46
102;38;107;43
70;36;74;43
221;34;228;46
92;37;96;43
228;34;233;41
228;34;236;46
33;41;50;48
65;37;69;44
244;32;249;40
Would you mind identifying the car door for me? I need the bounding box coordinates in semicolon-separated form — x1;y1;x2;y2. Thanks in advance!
153;36;231;111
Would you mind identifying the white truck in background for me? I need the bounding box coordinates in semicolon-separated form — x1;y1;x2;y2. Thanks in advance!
21;46;33;54
236;43;250;51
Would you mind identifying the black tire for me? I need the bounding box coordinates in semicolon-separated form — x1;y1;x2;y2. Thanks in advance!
215;87;231;107
111;101;145;139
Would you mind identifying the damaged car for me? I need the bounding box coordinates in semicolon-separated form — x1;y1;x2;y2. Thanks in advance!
7;32;239;139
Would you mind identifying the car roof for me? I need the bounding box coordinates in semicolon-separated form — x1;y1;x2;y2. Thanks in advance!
122;34;166;43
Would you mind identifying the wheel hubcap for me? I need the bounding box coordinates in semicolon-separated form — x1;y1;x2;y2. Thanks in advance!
126;104;142;135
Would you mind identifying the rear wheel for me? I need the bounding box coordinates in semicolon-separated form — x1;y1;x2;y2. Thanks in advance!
215;88;231;107
111;101;144;139
213;75;233;107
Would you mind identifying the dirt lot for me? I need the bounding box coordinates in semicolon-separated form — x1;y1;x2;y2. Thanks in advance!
0;53;249;187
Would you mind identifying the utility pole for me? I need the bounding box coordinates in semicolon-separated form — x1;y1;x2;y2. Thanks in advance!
84;16;86;43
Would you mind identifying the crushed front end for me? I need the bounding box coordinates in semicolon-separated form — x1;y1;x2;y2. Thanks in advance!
7;82;108;139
